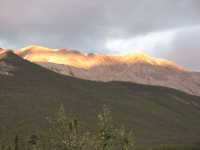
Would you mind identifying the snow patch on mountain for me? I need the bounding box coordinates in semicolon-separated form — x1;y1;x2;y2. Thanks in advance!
24;53;30;59
51;49;59;51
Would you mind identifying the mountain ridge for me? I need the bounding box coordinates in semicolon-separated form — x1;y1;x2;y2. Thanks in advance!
14;45;189;71
1;45;200;96
0;51;200;149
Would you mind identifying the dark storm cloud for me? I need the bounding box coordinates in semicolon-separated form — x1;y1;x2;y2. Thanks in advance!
0;0;200;70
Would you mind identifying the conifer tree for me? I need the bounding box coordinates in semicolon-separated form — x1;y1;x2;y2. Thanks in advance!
40;134;46;150
73;118;79;138
26;128;40;150
7;131;11;150
1;138;6;150
14;132;19;150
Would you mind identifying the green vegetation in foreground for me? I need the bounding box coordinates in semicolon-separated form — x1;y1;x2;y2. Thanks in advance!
1;105;134;150
0;51;200;149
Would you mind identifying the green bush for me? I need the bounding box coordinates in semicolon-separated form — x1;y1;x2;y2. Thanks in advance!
46;104;134;150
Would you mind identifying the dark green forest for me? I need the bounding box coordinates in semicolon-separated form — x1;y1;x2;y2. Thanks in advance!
0;51;200;150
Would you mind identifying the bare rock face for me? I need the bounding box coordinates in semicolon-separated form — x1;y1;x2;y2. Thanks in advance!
14;45;200;96
0;49;8;55
0;52;16;76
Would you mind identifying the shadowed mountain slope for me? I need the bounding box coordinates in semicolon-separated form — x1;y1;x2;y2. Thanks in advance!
0;51;200;149
12;45;200;96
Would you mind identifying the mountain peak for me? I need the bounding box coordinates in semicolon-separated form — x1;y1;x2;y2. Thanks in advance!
21;45;48;51
14;45;189;71
122;51;187;71
2;46;200;96
124;51;151;60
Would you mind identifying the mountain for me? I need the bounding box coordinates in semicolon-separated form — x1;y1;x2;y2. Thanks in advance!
0;48;8;55
12;45;200;96
0;51;200;149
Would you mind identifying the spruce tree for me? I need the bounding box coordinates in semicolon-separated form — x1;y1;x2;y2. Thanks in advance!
73;118;79;138
8;131;11;150
1;138;6;150
14;132;19;150
26;128;40;150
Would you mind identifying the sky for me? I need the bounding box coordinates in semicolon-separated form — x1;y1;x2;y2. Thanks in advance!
0;0;200;71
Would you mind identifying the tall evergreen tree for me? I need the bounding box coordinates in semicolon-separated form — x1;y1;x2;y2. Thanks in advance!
73;118;79;138
7;131;11;150
14;132;19;150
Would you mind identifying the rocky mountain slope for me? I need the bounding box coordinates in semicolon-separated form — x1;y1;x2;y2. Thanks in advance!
1;51;199;149
0;52;16;76
0;48;8;55
2;45;200;96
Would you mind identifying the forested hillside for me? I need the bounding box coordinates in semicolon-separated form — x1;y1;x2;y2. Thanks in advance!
0;51;199;150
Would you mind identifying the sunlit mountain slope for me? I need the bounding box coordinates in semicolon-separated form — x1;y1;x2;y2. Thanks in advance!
0;51;199;149
11;45;200;96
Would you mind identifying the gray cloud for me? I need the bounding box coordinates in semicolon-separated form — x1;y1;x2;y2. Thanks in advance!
154;26;200;71
0;0;200;70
